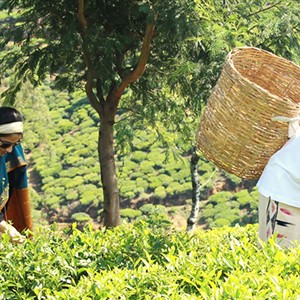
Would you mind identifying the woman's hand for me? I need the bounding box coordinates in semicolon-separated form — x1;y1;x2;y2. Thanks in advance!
0;220;26;244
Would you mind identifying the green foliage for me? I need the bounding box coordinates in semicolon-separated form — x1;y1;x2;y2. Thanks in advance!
135;178;148;190
1;223;300;298
65;191;79;201
208;191;233;205
120;181;137;195
71;212;92;222
130;151;147;162
120;208;142;220
201;188;259;229
56;119;74;134
234;189;252;207
153;186;167;199
139;160;156;174
2;0;292;228
157;173;174;187
148;176;162;190
140;203;166;216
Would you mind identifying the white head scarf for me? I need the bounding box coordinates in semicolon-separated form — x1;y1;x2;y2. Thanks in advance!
272;116;300;138
0;121;23;134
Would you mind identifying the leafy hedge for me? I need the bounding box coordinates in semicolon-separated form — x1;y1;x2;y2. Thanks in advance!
15;84;224;225
201;188;259;229
13;81;257;229
1;221;300;299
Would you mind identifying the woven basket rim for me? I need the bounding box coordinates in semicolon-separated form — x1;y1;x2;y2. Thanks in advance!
228;46;300;105
196;46;300;179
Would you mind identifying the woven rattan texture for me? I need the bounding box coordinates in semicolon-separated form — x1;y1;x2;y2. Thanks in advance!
196;47;300;179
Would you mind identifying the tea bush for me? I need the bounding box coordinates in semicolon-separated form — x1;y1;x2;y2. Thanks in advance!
15;82;258;227
1;222;300;299
120;208;142;220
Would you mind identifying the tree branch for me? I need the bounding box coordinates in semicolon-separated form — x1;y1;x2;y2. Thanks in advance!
111;18;156;103
78;0;87;30
77;0;101;113
248;2;281;18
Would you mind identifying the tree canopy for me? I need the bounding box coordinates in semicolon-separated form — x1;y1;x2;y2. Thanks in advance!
1;0;300;227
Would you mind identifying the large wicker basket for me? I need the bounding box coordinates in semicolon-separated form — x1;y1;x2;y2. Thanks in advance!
196;47;300;179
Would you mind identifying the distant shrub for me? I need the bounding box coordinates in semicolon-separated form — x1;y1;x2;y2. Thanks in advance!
153;186;167;199
212;218;230;227
165;185;175;195
172;169;190;182
201;207;218;219
120;208;142;219
120;181;137;194
207;191;233;205
77;184;99;194
83;173;99;184
65;191;79;201
234;189;252;207
215;208;240;223
147;151;165;166
198;161;215;175
79;120;95;129
182;182;191;191
224;172;242;185
43;186;65;196
44;178;77;191
49;110;62;120
64;155;79;165
166;182;186;194
148;177;162;190
140;203;166;215
73;148;92;158
157;174;173;187
249;187;259;209
57;119;74;134
132;131;156;150
53;145;68;157
130;171;146;180
56;99;70;108
135;178;148;190
42;176;55;185
39;166;62;178
131;151;147;162
65;176;85;188
120;160;138;173
45;196;61;209
79;191;98;205
82;157;98;167
164;160;185;172
82;190;103;205
71;212;92;222
140;161;155;174
33;157;50;170
74;108;89;121
231;200;240;209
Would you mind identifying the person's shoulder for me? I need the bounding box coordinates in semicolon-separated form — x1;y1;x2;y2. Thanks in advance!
6;144;25;161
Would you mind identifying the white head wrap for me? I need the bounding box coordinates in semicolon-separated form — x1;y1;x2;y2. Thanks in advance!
272;116;300;138
0;121;23;134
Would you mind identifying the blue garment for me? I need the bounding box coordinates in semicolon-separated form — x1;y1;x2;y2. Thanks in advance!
0;144;28;216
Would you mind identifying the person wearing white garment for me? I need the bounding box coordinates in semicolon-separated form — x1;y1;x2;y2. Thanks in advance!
257;116;300;247
0;107;32;244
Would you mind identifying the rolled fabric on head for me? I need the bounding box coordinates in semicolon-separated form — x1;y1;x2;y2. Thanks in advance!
0;122;23;134
272;116;300;138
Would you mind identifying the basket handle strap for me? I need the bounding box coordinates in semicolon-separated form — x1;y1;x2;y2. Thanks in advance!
272;116;300;138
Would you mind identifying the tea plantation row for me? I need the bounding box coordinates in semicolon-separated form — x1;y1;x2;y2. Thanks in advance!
1;219;299;299
16;83;257;229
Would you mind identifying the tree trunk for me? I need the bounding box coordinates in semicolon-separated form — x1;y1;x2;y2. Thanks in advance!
187;147;201;231
80;9;155;227
98;111;120;227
